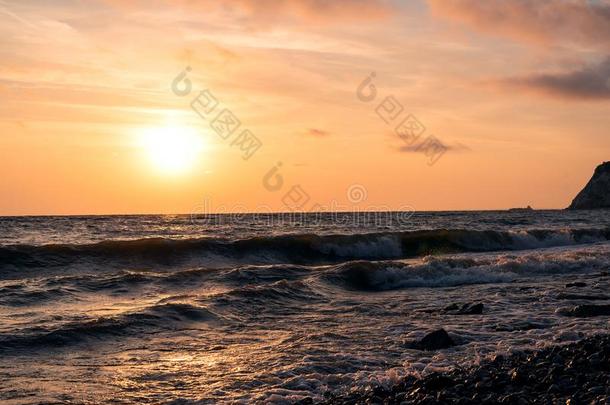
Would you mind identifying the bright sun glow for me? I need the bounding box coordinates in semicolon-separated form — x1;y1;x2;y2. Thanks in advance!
138;126;205;174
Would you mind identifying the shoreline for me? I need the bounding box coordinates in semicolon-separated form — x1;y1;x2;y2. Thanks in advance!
316;334;610;404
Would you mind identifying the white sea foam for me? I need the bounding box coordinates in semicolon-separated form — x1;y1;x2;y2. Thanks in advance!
322;242;610;290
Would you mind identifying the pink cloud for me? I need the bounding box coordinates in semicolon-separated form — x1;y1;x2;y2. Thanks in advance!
304;128;330;137
428;1;610;101
497;57;610;101
227;0;392;22
104;0;393;23
427;0;610;47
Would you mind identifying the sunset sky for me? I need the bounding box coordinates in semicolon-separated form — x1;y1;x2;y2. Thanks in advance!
1;0;609;215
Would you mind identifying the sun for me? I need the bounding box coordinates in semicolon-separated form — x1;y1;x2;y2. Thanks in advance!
138;126;205;174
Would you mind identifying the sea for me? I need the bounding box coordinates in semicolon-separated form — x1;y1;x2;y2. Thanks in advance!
1;210;609;404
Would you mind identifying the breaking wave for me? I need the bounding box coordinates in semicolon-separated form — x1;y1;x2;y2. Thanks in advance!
0;302;220;351
319;244;610;291
1;228;608;272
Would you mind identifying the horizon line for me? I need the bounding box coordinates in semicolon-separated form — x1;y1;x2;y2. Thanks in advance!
0;207;576;218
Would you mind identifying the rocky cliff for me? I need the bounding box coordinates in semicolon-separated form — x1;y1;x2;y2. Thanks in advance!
569;162;610;209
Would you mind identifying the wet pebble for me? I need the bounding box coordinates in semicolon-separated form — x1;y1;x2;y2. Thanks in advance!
322;334;610;405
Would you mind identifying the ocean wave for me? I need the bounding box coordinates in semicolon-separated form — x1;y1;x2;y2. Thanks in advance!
56;267;217;291
319;243;610;291
212;279;324;309
4;243;609;310
1;228;608;272
222;264;313;285
0;302;220;351
320;260;514;291
0;284;76;307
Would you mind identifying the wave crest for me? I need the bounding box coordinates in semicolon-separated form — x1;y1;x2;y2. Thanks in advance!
0;302;220;351
1;228;608;272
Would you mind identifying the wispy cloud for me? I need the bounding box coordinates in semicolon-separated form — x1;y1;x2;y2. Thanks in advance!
0;4;38;28
497;57;610;100
224;0;393;23
105;0;394;25
427;0;610;47
428;0;610;102
396;142;471;153
304;128;331;137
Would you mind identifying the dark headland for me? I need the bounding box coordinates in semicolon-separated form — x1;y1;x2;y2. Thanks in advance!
569;162;610;210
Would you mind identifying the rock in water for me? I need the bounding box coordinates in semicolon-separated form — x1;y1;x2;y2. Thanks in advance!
561;304;610;317
409;329;456;351
456;303;484;315
566;282;587;288
569;162;610;209
442;302;484;315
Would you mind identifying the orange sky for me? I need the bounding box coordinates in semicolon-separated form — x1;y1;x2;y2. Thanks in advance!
1;0;609;215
